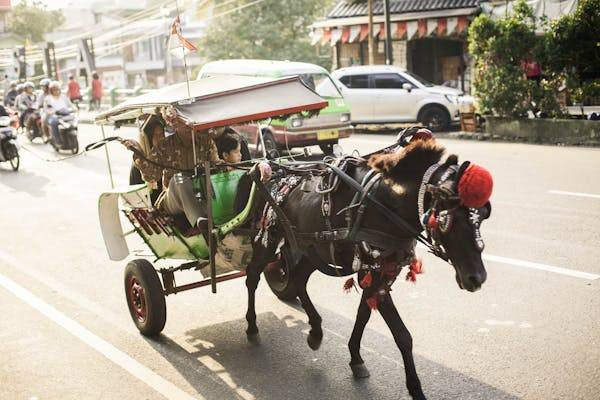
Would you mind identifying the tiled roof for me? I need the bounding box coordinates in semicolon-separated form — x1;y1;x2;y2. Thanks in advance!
327;0;480;18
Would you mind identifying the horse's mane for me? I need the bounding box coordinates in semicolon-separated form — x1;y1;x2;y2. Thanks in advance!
367;139;446;178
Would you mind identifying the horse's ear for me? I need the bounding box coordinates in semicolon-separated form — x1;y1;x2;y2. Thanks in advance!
367;153;399;175
444;154;459;166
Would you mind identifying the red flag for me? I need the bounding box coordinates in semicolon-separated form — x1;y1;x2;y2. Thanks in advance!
169;16;197;59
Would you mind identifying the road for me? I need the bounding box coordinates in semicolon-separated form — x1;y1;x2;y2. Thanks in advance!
1;124;599;400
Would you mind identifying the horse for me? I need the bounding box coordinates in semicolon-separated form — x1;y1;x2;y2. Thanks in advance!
243;137;493;400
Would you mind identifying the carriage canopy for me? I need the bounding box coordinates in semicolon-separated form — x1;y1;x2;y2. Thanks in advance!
94;75;329;129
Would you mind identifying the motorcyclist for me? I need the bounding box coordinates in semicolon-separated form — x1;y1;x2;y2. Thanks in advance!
3;82;18;107
44;81;74;148
15;82;36;131
37;78;51;142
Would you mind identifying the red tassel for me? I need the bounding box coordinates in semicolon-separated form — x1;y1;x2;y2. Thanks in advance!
343;278;357;293
366;296;378;310
406;258;423;283
427;212;438;229
359;271;372;289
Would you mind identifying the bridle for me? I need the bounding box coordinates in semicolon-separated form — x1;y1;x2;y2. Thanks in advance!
417;162;488;262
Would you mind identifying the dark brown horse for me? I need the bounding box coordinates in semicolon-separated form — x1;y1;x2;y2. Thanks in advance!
244;139;492;400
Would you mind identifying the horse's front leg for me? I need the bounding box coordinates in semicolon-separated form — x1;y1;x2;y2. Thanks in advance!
378;294;426;400
294;260;322;350
245;240;277;342
348;291;372;378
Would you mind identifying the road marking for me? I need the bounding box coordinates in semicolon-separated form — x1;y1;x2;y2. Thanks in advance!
482;254;600;281
417;244;600;281
0;272;200;400
549;190;600;199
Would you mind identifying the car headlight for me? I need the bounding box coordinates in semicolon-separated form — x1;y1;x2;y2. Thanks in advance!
291;118;302;128
340;113;351;123
444;94;459;104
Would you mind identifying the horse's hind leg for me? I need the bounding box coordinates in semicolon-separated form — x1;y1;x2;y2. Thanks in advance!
294;259;322;350
378;294;426;400
348;291;372;378
245;240;278;342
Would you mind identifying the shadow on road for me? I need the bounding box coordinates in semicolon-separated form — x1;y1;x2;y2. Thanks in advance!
0;167;49;197
147;309;519;400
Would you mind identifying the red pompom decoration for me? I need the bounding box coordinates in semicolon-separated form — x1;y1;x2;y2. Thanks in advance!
458;164;493;208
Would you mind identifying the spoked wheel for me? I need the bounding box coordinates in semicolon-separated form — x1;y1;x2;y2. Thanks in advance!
124;259;166;337
264;247;297;301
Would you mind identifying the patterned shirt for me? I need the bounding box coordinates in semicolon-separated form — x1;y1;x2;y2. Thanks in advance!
135;130;219;187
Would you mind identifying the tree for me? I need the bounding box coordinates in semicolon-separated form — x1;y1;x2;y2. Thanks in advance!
8;0;64;43
199;0;336;69
468;0;563;118
543;0;600;105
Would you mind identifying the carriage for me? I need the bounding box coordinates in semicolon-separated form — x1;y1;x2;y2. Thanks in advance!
95;75;329;336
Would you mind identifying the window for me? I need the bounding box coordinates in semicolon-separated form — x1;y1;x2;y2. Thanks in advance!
373;73;409;89
339;74;369;89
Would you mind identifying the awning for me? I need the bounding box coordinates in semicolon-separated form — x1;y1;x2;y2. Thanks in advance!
311;15;471;45
95;75;328;129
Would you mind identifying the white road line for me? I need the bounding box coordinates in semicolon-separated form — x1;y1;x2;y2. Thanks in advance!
482;254;600;281
0;273;201;400
549;190;600;200
417;244;600;281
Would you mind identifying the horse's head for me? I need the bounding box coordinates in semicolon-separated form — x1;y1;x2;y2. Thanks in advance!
368;140;493;292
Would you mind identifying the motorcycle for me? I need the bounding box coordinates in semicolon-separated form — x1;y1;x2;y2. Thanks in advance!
25;106;43;142
49;108;79;155
0;116;20;171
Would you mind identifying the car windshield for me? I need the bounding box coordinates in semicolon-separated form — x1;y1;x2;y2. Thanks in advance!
404;71;435;87
298;73;342;98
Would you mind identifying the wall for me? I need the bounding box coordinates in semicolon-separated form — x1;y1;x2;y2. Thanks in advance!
486;117;600;144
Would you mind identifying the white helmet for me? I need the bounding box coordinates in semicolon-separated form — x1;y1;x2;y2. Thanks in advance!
49;80;61;90
24;81;34;89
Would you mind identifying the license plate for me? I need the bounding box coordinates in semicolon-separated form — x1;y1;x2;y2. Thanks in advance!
317;130;339;141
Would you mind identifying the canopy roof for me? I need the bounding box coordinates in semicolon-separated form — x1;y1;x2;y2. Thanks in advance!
94;75;328;129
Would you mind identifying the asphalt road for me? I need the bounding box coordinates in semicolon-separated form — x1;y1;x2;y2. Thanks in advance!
1;124;599;400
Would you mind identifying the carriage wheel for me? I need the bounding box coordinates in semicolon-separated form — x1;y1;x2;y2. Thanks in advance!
124;259;166;337
264;247;297;301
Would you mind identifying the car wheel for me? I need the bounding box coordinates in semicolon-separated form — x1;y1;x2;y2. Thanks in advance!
420;106;450;132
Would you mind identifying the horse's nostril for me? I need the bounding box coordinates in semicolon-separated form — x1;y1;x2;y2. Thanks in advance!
468;274;483;287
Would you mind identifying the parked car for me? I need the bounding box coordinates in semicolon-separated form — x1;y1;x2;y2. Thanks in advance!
197;60;353;154
331;65;466;131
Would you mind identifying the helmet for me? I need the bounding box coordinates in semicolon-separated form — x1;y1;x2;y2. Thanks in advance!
40;78;51;88
16;83;24;91
24;81;34;89
49;81;61;90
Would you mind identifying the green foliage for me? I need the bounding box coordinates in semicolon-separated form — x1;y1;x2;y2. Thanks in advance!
468;0;563;118
199;0;335;69
8;0;64;43
543;0;600;104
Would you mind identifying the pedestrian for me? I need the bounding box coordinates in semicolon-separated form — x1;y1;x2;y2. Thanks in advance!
90;71;103;111
67;75;82;110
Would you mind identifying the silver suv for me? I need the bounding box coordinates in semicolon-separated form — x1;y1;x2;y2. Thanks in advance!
331;65;466;131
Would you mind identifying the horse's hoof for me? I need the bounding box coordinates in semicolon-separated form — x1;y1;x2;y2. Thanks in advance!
350;363;370;379
307;332;322;351
246;332;261;345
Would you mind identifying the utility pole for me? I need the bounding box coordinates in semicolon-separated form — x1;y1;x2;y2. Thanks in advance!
383;0;393;65
367;0;374;65
15;46;26;79
43;42;58;80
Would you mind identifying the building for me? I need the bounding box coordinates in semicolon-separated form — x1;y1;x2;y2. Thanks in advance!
311;0;480;93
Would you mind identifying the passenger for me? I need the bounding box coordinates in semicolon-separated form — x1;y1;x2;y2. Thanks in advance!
37;79;51;142
15;82;36;130
129;116;166;204
4;82;18;107
215;130;242;169
121;106;220;229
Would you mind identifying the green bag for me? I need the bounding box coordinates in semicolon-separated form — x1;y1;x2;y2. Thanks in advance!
194;169;247;225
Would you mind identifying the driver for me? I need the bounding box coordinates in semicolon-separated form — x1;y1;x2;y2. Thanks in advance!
44;81;74;148
15;81;36;131
37;78;51;142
